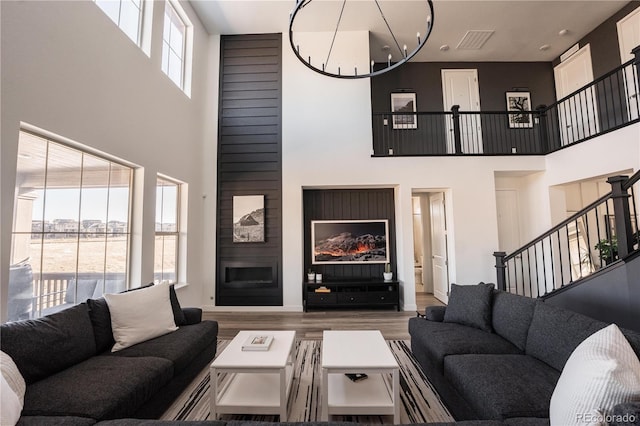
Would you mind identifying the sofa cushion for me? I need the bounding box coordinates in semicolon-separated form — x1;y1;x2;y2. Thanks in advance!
1;350;26;405
0;303;96;384
526;302;608;371
491;291;537;351
444;282;494;332
104;282;178;352
503;419;550;426
1;374;22;426
87;298;115;353
169;284;187;326
444;354;560;420
409;318;521;375
16;416;97;426
425;305;447;322
108;321;218;373
550;324;640;425
22;355;173;420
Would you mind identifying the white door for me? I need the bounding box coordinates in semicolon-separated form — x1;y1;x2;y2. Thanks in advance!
496;190;521;293
554;44;599;146
430;192;449;303
496;190;521;253
617;6;640;121
442;69;483;154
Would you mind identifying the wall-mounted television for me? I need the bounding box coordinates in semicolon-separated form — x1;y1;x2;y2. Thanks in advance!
311;219;389;264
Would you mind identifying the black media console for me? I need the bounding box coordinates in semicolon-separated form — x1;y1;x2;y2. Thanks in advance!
303;278;400;311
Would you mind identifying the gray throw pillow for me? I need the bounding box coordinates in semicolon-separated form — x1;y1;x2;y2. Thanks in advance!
443;282;495;332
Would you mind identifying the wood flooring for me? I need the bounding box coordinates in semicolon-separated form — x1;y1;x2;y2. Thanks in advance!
203;293;444;340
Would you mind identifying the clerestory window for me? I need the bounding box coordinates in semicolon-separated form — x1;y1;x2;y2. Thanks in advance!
95;0;144;46
161;0;192;94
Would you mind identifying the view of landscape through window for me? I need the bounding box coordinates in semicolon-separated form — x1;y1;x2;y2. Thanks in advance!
154;177;179;284
9;131;133;321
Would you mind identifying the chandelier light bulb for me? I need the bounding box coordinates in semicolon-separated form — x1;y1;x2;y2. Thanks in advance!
403;44;408;57
371;60;375;72
417;32;421;44
388;53;392;66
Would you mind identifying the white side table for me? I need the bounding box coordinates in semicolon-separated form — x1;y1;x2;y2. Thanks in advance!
321;330;400;422
210;330;296;420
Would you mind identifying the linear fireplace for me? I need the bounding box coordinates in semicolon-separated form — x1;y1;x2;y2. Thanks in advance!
217;260;280;306
222;262;277;289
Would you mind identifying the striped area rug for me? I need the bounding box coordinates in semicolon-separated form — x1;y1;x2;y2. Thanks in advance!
161;339;453;423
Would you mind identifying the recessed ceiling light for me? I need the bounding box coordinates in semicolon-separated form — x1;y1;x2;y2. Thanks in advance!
539;44;550;51
381;45;390;51
440;44;450;51
558;29;569;36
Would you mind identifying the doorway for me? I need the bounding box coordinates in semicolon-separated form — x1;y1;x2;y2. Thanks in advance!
617;6;640;121
412;191;450;304
442;69;483;154
554;44;599;145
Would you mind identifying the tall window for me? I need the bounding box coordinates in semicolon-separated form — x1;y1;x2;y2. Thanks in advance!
95;0;144;46
9;131;133;321
161;0;191;91
154;176;180;284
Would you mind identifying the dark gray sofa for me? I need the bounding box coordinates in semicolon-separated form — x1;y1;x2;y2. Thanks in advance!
1;288;218;425
408;287;640;423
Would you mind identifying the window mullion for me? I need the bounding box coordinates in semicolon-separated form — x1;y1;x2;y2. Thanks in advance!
73;153;86;304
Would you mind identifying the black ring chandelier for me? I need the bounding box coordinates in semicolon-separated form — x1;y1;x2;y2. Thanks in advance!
289;0;434;79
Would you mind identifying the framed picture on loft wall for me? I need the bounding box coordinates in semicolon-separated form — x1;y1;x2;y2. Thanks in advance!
505;91;533;128
391;92;417;129
232;195;265;243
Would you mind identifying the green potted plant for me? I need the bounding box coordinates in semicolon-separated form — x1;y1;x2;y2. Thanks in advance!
594;237;618;265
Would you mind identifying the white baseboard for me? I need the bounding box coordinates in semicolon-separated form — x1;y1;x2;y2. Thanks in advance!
403;303;418;312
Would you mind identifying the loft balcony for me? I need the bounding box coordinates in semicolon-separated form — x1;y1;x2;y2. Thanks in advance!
372;56;640;157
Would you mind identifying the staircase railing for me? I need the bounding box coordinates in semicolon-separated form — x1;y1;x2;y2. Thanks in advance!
372;46;640;157
494;171;640;297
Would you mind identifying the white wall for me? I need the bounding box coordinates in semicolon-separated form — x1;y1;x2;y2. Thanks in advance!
0;0;215;319
281;32;548;311
493;124;640;255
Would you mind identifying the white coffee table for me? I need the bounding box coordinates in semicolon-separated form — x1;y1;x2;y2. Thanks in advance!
210;330;296;420
321;330;400;422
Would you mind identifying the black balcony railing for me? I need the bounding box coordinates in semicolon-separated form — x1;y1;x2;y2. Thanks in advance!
494;171;640;298
373;48;640;157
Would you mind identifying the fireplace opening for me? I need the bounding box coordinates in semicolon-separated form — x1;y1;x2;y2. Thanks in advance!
221;262;277;289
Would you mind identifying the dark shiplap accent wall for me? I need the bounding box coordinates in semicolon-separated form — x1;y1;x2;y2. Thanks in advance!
303;189;396;281
216;34;283;306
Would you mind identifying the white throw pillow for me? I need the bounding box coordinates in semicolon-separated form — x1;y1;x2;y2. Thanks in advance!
104;282;178;352
1;374;22;426
0;350;25;405
549;324;640;426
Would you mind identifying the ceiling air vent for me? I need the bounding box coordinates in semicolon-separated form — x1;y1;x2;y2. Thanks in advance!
456;30;495;50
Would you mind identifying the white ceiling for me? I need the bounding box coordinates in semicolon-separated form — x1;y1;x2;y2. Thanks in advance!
189;0;630;63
